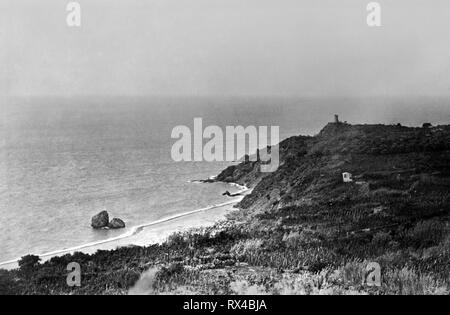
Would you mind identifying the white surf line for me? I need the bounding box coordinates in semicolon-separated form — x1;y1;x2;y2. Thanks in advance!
0;186;250;268
229;182;248;192
0;182;251;268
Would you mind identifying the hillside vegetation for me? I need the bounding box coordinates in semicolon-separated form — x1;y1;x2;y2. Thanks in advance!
1;122;449;295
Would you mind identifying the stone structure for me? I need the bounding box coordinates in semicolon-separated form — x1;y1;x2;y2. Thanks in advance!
342;172;353;183
334;115;340;124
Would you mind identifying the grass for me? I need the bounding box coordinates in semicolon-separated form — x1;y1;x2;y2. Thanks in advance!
1;122;449;295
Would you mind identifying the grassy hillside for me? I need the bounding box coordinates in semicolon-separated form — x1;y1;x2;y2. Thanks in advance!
1;122;449;295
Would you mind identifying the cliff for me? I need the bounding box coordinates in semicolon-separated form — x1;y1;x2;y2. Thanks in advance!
219;122;450;216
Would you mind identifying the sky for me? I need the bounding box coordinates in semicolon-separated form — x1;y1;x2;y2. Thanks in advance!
1;0;450;98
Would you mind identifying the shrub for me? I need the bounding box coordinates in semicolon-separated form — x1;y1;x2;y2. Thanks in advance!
282;230;318;248
383;267;449;295
282;231;302;248
230;239;264;258
0;270;19;295
18;255;41;275
372;231;392;248
156;263;185;283
406;220;446;248
337;261;366;287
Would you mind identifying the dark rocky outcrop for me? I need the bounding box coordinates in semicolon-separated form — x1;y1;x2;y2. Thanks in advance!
216;122;450;214
108;218;126;229
215;158;263;188
91;211;125;229
222;191;242;197
91;211;109;229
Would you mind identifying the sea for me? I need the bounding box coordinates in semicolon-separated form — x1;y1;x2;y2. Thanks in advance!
1;95;449;263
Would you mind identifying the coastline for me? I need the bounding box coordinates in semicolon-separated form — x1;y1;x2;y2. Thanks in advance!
0;182;250;271
2;122;450;295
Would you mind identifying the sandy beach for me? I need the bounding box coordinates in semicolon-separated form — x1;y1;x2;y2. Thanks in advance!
0;185;249;271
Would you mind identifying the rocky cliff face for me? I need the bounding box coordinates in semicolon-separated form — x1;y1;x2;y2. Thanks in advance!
215;135;311;188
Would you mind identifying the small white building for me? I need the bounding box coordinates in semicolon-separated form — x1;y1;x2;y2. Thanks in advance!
342;172;353;183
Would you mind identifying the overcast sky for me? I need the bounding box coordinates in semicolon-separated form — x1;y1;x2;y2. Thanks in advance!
1;0;450;98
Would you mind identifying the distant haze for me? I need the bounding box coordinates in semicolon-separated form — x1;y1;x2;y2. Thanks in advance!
1;0;450;98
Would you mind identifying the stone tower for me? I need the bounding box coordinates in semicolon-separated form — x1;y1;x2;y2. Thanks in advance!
334;115;339;124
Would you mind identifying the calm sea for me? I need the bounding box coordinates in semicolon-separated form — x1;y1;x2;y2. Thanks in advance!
1;96;449;262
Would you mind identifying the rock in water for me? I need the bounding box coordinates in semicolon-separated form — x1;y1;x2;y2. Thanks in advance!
91;211;109;229
108;218;126;229
222;190;242;197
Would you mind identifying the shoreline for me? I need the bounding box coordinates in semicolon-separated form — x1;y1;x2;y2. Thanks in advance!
0;182;250;271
